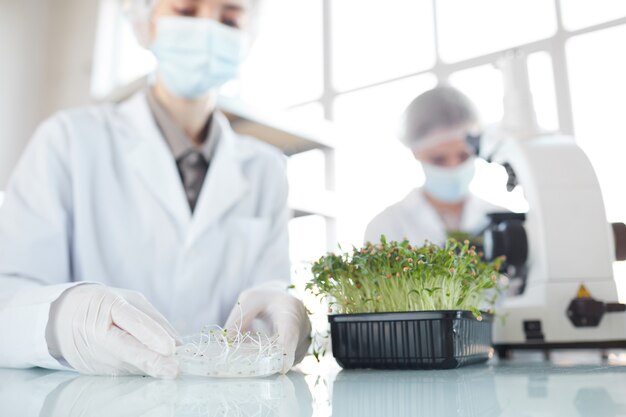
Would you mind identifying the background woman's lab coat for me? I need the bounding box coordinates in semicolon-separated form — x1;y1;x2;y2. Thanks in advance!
0;91;290;369
364;188;504;245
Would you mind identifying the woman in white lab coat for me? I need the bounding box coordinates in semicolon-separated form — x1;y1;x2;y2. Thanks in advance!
365;86;504;246
0;0;310;378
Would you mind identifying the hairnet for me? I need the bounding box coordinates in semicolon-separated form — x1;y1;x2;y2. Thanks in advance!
399;85;479;150
125;0;157;48
125;0;261;48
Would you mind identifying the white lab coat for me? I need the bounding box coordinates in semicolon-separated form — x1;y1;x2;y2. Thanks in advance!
364;188;505;246
0;91;290;369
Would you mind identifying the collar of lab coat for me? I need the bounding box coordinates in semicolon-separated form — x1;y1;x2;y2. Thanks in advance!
414;189;495;234
116;91;251;247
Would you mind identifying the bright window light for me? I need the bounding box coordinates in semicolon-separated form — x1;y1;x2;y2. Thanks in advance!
289;214;327;265
448;64;503;125
560;0;626;31
285;103;326;125
527;52;559;132
332;74;437;248
437;0;557;63
288;149;327;204
239;0;323;109
567;26;626;224
331;0;435;92
333;74;437;139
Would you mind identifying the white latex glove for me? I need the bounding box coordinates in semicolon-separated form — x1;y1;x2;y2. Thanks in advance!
46;284;180;378
224;286;311;374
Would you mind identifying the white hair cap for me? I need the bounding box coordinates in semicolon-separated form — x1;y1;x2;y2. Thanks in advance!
125;0;158;48
125;0;262;48
399;85;479;150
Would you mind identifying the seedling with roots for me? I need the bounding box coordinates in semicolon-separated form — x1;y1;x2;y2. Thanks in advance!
176;302;283;377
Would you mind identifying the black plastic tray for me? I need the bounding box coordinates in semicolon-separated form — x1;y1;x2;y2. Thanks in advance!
329;310;493;370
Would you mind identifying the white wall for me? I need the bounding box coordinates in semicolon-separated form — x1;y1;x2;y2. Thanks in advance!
0;0;99;188
0;0;50;188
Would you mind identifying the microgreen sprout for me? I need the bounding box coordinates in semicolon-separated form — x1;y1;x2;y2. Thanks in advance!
176;303;283;377
306;236;504;319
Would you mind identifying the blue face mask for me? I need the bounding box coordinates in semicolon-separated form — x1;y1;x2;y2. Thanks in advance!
422;157;476;203
150;17;248;99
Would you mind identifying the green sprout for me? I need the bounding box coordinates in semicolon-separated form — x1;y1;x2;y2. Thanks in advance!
305;236;504;319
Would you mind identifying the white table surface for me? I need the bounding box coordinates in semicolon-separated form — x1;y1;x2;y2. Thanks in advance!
2;351;626;417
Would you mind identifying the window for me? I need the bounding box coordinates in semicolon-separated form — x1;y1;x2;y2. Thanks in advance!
567;26;626;224
332;75;437;245
448;65;503;125
238;0;323;109
560;0;626;31
331;0;435;91
333;74;437;137
436;0;557;62
527;52;559;132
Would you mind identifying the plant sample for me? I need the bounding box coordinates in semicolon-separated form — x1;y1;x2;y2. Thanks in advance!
175;303;283;377
306;236;504;319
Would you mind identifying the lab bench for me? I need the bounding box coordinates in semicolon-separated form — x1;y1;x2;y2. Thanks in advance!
2;351;625;417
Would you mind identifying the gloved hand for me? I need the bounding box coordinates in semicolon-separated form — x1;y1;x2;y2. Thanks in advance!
46;284;180;378
224;286;312;374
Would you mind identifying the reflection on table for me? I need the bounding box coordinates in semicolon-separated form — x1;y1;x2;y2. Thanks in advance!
2;351;626;417
0;368;312;417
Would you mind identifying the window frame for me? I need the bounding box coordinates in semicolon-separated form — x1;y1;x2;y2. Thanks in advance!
291;0;626;138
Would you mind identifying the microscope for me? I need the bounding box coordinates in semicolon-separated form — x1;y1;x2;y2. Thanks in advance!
477;52;626;357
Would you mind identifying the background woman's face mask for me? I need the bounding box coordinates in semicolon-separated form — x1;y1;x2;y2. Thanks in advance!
422;156;476;203
150;16;249;99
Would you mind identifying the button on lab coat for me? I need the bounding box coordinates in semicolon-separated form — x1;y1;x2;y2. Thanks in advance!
0;91;290;369
364;188;504;245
